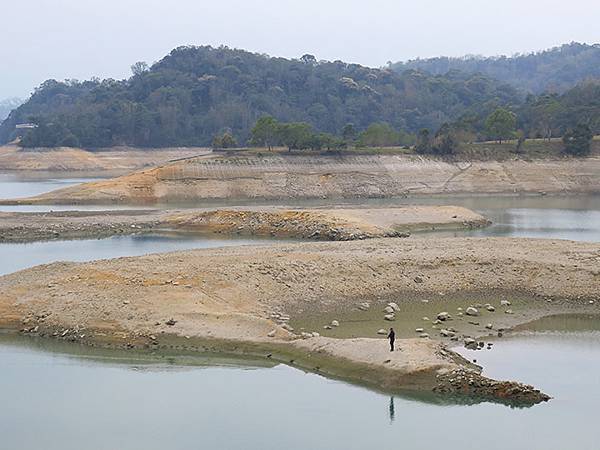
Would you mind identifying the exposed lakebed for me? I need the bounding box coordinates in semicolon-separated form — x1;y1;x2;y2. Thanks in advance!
0;173;599;449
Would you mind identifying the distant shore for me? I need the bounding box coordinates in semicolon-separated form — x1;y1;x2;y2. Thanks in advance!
1;152;598;206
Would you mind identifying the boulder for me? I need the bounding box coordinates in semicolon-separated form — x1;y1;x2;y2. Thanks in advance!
387;302;400;311
383;306;395;314
415;327;424;333
485;323;493;330
465;307;479;316
384;314;396;321
331;320;340;327
377;329;388;335
486;305;496;312
437;312;450;321
500;300;511;306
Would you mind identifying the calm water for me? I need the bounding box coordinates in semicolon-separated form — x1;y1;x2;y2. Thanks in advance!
1;173;599;240
0;232;291;276
1;175;600;449
1;321;599;450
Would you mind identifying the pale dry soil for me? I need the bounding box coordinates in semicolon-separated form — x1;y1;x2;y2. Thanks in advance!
0;205;489;243
0;145;210;173
3;153;599;205
1;237;598;404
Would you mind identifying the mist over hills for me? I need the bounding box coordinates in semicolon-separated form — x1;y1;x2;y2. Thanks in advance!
392;42;600;94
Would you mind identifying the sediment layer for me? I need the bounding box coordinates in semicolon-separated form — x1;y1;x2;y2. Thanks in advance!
3;153;599;205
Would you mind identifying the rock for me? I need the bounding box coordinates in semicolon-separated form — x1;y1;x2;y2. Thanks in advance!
282;323;294;332
331;320;340;327
505;309;514;314
500;300;511;306
465;307;479;316
267;330;276;338
301;332;312;339
486;305;495;312
485;323;493;330
414;276;424;283
358;302;370;311
312;332;320;337
464;338;477;349
422;317;430;321
323;325;332;330
387;302;400;311
383;306;395;314
165;318;177;326
420;333;430;338
440;329;455;337
437;312;450;321
384;314;396;321
415;327;424;333
377;329;388;335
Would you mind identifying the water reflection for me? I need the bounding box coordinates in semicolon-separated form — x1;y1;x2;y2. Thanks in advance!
388;396;395;423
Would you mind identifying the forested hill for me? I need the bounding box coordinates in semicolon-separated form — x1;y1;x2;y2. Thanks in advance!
392;43;600;94
0;45;522;148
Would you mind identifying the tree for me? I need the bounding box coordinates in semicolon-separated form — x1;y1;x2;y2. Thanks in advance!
433;123;459;155
562;124;593;156
414;129;432;154
250;116;279;150
342;123;356;144
358;123;400;147
485;108;517;143
212;132;237;149
130;61;149;76
276;122;313;150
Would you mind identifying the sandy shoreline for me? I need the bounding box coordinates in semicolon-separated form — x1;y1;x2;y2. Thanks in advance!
0;205;489;243
3;153;598;205
2;237;599;404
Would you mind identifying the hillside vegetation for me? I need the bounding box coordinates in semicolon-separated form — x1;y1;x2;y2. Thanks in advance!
393;43;600;94
0;46;522;148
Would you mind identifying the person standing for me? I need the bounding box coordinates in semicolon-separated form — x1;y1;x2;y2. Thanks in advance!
388;327;395;352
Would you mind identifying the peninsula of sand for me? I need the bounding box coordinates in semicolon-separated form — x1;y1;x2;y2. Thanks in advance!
2;237;599;404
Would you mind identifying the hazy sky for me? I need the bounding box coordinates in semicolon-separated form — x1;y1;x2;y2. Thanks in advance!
1;0;599;98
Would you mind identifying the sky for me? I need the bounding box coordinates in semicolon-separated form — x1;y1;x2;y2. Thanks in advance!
1;0;599;99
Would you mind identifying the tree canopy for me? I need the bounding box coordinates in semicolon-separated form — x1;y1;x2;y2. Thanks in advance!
0;45;523;148
392;42;600;94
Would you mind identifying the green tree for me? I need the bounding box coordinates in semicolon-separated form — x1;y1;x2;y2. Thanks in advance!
212;132;237;149
250;116;279;150
276;122;313;150
341;123;357;144
414;129;432;154
562;124;593;156
433;123;459;155
358;123;400;147
485;108;517;143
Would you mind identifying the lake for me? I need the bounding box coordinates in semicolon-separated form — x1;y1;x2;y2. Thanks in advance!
1;173;599;450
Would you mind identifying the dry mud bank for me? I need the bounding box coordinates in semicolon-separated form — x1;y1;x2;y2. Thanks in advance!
2;237;599;403
0;205;488;243
3;153;599;205
0;145;209;173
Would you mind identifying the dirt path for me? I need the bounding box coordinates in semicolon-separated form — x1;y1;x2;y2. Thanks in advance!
3;153;598;205
1;237;598;403
0;205;489;243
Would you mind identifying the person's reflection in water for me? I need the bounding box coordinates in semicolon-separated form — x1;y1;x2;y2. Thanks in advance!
389;396;395;424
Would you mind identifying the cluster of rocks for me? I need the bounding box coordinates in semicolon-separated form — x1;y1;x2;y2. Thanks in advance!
195;210;410;242
435;367;551;405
